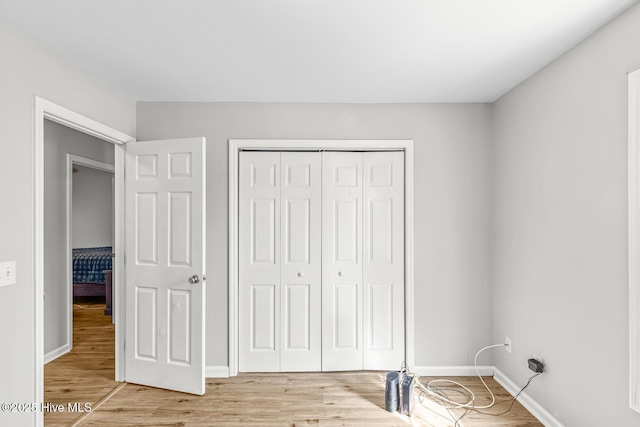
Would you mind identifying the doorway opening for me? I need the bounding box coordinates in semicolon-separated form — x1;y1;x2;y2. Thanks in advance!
42;122;117;423
43;133;116;365
67;159;115;321
34;97;134;427
65;157;115;374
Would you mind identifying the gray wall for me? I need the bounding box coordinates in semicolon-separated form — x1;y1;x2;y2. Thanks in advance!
72;165;114;249
492;2;640;426
0;17;135;427
44;121;114;356
136;102;494;369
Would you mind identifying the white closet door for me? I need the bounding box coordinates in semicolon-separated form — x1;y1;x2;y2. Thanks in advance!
241;150;404;373
239;152;281;371
322;151;405;371
280;152;322;371
240;151;322;372
362;152;405;370
322;152;364;371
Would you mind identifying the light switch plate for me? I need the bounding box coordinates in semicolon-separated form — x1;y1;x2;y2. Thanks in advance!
0;261;16;287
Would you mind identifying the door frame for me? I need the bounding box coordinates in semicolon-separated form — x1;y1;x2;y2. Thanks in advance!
629;68;640;414
34;97;134;426
228;139;415;376
65;155;115;354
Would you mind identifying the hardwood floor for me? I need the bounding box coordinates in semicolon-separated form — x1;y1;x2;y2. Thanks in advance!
45;303;542;426
44;302;118;426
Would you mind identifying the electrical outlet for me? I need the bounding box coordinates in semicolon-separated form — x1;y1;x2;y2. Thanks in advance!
0;261;16;287
505;336;512;353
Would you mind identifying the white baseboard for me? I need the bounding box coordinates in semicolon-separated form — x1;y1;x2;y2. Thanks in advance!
493;368;564;427
413;365;495;376
209;365;493;378
206;365;230;378
44;344;70;364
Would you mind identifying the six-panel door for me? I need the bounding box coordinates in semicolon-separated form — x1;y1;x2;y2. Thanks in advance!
125;138;206;395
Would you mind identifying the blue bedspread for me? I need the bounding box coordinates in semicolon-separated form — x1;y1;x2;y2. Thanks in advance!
73;246;113;284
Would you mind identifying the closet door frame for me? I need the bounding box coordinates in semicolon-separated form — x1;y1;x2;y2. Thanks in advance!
228;139;414;376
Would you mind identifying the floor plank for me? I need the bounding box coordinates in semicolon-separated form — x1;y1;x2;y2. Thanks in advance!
45;303;543;426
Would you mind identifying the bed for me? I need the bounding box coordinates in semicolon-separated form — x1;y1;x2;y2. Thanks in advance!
72;246;113;315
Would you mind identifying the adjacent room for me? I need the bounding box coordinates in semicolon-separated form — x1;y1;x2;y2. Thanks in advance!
1;1;640;426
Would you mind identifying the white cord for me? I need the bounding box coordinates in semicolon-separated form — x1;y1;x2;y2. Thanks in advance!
471;343;507;409
404;343;508;424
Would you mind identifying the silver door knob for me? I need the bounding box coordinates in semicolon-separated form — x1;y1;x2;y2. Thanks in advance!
338;271;343;277
298;272;304;277
188;275;200;284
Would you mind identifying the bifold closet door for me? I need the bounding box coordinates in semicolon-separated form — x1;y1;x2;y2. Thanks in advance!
239;151;321;372
280;152;321;371
322;151;404;371
321;152;363;370
362;152;405;370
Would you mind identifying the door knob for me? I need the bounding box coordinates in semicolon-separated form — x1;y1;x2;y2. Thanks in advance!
188;274;200;284
298;272;304;277
338;271;343;277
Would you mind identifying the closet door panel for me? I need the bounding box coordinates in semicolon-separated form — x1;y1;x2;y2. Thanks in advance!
251;284;277;351
363;152;405;370
239;152;281;372
281;152;321;371
284;283;311;349
334;283;359;349
322;152;363;371
367;282;394;350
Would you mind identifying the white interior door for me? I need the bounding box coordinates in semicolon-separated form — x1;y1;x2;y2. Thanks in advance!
362;152;405;369
280;152;321;371
125;137;206;395
239;151;322;372
322;152;364;371
322;151;405;371
239;152;281;371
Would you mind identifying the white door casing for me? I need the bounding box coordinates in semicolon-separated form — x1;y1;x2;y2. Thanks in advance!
125;137;206;395
64;155;115;359
228;139;415;377
35;97;133;427
239;152;322;371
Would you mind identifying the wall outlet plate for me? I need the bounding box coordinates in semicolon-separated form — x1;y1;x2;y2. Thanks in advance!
505;336;512;353
0;261;16;287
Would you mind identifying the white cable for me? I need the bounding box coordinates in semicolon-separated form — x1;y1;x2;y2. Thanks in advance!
405;342;508;421
471;343;507;409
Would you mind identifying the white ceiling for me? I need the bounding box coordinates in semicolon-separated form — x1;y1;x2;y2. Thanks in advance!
1;0;638;103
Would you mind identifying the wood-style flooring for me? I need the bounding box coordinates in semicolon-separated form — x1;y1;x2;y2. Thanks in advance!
44;301;118;426
45;303;543;426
